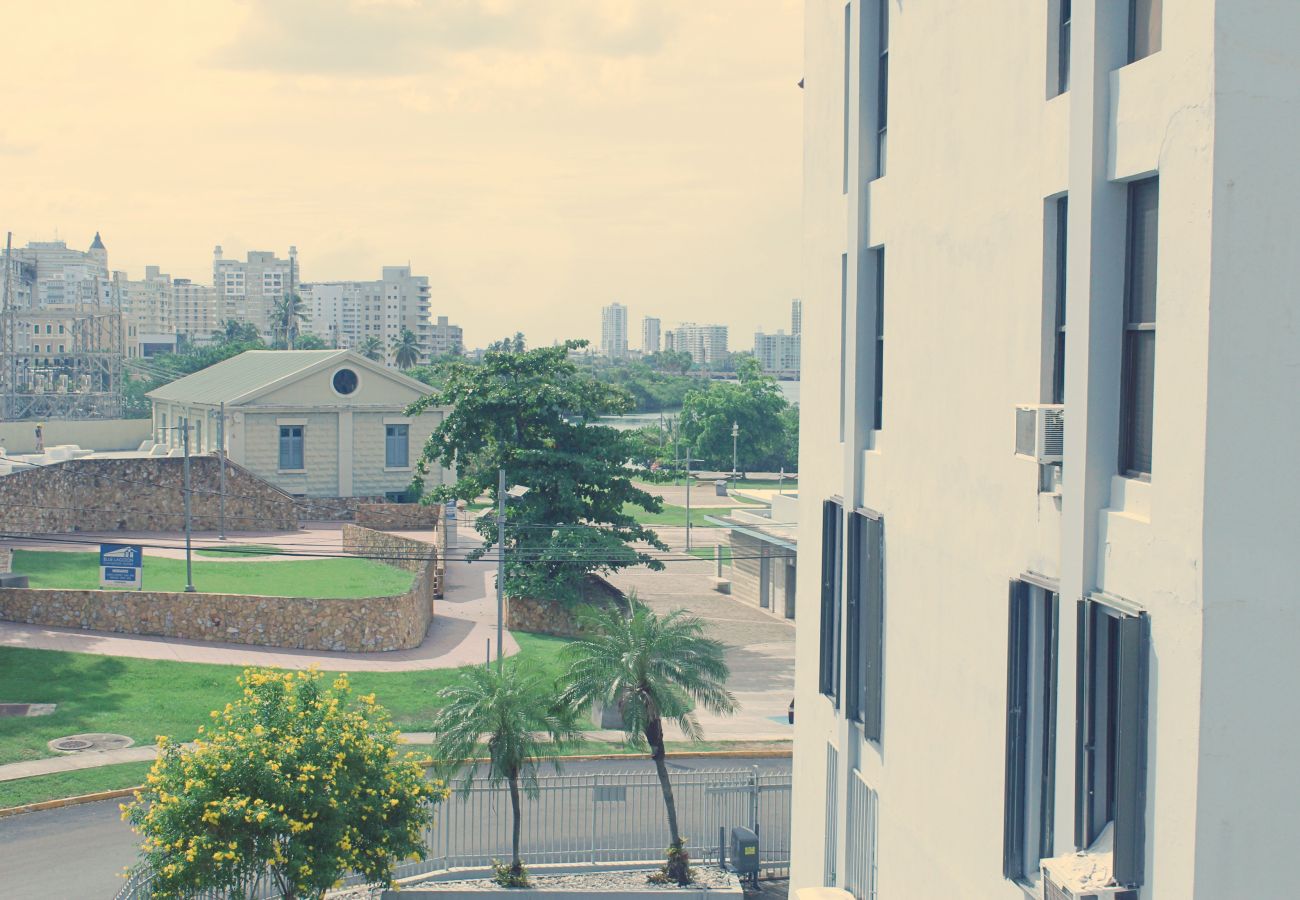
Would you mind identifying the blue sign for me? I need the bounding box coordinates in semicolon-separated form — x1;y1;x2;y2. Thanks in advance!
99;544;143;589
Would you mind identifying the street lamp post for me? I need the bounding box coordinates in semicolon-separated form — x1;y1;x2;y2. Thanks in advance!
180;418;196;592
731;421;739;477
495;470;530;670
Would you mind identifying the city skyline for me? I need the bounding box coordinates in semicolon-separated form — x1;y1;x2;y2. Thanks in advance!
0;1;802;350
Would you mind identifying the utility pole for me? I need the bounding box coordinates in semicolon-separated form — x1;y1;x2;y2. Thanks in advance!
217;401;227;541
496;467;506;670
181;418;196;592
685;445;692;551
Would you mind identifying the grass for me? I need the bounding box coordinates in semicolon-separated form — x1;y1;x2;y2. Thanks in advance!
0;761;154;809
11;550;413;599
622;503;748;528
0;633;571;768
193;544;286;558
725;478;798;490
686;545;733;565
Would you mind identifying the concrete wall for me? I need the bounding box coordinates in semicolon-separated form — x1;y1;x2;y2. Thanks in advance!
0;418;152;454
0;455;300;534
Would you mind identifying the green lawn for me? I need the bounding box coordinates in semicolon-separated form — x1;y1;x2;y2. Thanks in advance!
0;633;571;768
687;545;733;565
724;478;798;490
0;760;154;810
193;544;287;558
11;550;413;599
622;503;749;528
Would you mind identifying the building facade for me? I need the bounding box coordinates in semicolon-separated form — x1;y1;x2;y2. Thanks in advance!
791;299;803;336
793;3;1300;900
664;322;728;367
147;349;445;499
641;316;661;354
213;246;297;339
754;329;801;378
301;266;432;364
429;315;463;358
601;302;629;359
171;278;220;343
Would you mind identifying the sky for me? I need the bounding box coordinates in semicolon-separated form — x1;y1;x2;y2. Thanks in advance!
0;0;804;351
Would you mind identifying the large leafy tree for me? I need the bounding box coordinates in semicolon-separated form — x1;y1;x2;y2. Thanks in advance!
390;327;421;369
680;356;795;473
560;597;737;885
430;661;580;884
125;669;439;900
406;338;667;602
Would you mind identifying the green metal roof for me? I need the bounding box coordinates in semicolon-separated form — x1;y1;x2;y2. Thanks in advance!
146;350;349;406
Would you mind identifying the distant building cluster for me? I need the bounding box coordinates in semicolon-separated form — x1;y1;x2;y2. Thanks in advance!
0;234;464;369
752;299;802;378
599;299;800;376
664;322;729;367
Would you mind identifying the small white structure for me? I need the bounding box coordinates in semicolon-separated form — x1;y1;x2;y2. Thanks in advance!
147;349;445;498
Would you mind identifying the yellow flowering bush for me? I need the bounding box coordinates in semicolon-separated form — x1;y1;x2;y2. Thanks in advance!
124;668;443;899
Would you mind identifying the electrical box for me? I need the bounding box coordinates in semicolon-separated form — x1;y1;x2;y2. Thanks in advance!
730;826;759;877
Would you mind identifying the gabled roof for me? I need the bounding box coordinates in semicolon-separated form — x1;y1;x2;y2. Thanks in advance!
147;350;348;405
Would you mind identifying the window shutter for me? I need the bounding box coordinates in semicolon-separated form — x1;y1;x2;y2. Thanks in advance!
862;515;885;741
819;500;842;702
1003;581;1030;880
1113;612;1150;886
845;514;862;719
1073;598;1091;850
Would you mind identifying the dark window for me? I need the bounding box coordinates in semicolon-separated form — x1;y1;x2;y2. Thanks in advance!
873;248;885;429
875;0;889;178
385;423;409;468
1052;197;1068;405
1120;178;1158;477
332;368;359;395
278;425;304;470
1058;0;1072;94
1076;599;1149;886
1003;581;1059;883
1129;0;1162;63
846;511;884;740
818;499;844;705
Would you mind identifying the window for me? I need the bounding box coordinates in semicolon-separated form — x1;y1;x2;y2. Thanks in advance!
1003;581;1059;884
1120;178;1158;477
873;248;885;429
1051;197;1068;405
846;510;884;740
385;424;409;468
331;368;359;395
839;254;849;442
845;769;879;900
819;499;844;704
824;743;840;887
1076;598;1149;887
278;425;304;470
1058;0;1071;93
875;0;889;178
1129;0;1161;63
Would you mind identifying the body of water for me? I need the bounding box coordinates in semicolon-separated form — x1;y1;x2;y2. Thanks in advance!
597;379;800;430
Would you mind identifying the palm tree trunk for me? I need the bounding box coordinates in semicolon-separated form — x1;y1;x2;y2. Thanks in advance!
646;713;689;884
509;769;523;874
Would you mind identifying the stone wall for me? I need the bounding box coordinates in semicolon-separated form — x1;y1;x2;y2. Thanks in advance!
355;502;439;530
505;575;625;638
0;456;300;534
342;524;444;598
0;526;438;651
0;546;11;575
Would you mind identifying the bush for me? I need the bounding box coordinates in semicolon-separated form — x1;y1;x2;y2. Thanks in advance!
124;668;442;899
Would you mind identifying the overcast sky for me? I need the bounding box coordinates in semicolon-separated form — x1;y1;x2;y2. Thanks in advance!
0;0;803;351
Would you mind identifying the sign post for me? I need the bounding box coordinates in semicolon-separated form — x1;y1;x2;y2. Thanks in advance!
99;544;143;590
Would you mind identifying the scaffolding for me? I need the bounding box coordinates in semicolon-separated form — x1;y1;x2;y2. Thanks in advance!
1;231;124;420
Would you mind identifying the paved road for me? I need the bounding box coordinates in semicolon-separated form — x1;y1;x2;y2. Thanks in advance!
0;756;790;900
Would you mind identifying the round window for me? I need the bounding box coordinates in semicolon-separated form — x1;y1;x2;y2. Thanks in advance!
332;368;359;395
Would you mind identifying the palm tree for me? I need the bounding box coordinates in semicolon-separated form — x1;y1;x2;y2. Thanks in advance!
430;661;580;884
561;596;736;884
214;319;260;344
390;327;421;369
273;293;309;349
359;336;385;362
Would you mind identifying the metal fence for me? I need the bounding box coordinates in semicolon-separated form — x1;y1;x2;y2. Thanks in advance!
116;766;791;899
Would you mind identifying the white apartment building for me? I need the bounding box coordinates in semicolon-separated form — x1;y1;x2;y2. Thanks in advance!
213;245;297;339
664;322;728;367
171;278;220;343
641;316;661;354
754;329;800;379
8;235;110;308
793;3;1300;900
301;266;432;364
791;299;803;336
429;315;463;358
601;302;629;359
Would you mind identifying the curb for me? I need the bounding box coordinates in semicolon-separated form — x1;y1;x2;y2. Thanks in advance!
0;746;793;819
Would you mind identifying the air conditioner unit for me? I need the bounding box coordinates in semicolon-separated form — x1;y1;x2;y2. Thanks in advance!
1041;850;1132;900
1015;403;1065;464
1041;871;1131;900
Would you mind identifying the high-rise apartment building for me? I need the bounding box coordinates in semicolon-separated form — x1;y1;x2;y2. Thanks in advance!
664;323;728;367
10;234;110;308
641;316;661;354
791;299;802;336
213;245;297;339
793;3;1300;899
430;316;464;358
753;329;800;378
171;278;220;342
601;302;629;359
301;266;431;364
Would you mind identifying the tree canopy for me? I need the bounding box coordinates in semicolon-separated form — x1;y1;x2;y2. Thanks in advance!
679;356;797;472
406;338;667;602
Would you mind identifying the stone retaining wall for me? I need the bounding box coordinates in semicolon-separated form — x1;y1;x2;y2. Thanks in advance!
0;526;438;651
0;546;11;575
505;575;625;637
342;524;444;598
355;502;439;530
0;456;300;534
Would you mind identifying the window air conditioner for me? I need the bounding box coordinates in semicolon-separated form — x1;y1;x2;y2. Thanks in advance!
1041;871;1131;900
1041;849;1132;900
1014;404;1065;464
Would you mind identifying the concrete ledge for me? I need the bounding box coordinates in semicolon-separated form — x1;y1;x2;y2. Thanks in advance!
0;786;137;819
710;577;732;595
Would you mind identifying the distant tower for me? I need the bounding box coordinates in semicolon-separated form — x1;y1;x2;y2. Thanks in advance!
88;231;107;271
213;244;223;262
791;299;803;336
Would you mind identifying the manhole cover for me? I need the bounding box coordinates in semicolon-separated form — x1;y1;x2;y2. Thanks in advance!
47;733;135;753
52;738;92;751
